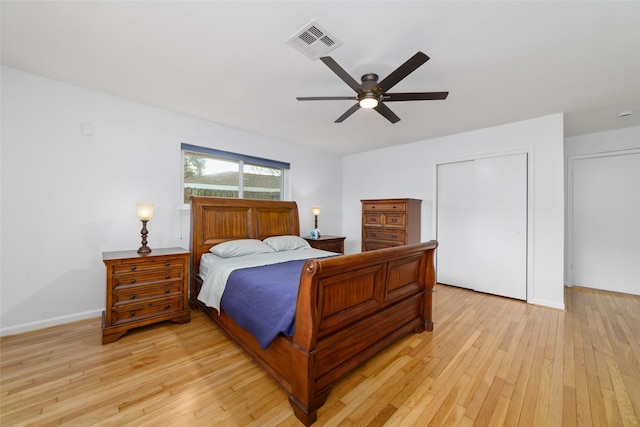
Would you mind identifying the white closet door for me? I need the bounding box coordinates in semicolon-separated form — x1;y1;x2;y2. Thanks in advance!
473;154;527;300
436;161;475;289
572;152;640;295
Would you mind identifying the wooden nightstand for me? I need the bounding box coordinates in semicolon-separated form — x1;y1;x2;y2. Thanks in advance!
303;235;346;254
102;247;191;344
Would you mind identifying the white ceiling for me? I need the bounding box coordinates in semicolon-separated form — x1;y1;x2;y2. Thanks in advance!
2;1;639;155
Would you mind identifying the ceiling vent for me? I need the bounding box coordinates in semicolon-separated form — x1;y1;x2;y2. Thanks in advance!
287;21;342;60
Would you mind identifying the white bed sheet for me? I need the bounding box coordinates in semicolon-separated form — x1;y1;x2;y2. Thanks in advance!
197;248;336;313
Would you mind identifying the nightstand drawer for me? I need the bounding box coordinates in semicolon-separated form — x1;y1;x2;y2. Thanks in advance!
112;281;183;304
112;267;184;289
111;295;183;326
110;256;185;274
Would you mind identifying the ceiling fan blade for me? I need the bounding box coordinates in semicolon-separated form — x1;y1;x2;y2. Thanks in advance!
384;92;449;101
374;103;401;124
335;104;361;123
320;57;363;94
377;52;430;93
297;96;358;101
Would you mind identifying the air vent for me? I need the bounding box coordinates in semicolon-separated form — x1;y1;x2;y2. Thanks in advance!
287;21;342;60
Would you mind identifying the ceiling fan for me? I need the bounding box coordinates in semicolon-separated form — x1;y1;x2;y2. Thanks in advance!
297;51;449;124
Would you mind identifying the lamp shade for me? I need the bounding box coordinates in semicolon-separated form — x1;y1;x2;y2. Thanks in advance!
137;203;154;221
312;206;321;216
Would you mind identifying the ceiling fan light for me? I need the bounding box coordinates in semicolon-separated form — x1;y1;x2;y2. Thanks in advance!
359;96;379;109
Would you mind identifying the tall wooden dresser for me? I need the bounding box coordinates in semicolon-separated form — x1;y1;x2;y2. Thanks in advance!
102;247;191;344
361;198;421;251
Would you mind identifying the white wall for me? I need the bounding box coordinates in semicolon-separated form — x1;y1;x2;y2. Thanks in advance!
0;67;343;335
564;126;640;284
343;114;565;309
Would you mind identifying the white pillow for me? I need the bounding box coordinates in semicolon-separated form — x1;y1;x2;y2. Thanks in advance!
210;239;274;258
263;235;311;251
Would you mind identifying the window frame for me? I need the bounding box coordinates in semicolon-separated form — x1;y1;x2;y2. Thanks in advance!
181;143;290;206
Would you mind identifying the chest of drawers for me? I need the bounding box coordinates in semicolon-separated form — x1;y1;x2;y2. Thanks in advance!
102;247;190;344
361;198;421;251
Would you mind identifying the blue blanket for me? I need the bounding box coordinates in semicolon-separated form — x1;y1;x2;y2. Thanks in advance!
220;259;307;349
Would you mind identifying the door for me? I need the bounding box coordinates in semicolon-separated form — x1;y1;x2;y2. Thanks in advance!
473;154;527;300
572;151;640;295
436;153;528;300
437;161;475;289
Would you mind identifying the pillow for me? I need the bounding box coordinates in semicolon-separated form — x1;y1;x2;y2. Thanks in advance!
210;239;274;258
263;235;311;251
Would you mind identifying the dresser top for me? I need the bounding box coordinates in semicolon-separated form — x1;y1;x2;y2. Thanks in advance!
102;247;190;261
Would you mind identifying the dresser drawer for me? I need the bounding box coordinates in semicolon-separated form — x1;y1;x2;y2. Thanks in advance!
362;201;407;212
363;241;403;251
112;266;184;289
110;256;185;274
384;213;406;227
111;295;183;326
364;213;385;226
364;229;406;243
112;281;183;304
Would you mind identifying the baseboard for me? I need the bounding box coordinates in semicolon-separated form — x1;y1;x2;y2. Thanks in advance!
0;309;102;337
530;298;565;311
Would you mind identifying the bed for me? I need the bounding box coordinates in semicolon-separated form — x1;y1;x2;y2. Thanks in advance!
189;196;437;425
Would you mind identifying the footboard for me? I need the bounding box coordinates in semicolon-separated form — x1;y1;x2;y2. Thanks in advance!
288;241;437;424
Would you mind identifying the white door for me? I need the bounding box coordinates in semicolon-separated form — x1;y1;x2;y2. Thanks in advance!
436;153;528;300
437;161;475;289
572;151;640;295
473;154;527;300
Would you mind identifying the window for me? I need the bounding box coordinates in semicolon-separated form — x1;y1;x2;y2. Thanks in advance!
182;143;289;204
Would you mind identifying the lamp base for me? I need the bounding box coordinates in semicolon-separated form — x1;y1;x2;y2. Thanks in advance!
137;245;152;254
138;220;151;254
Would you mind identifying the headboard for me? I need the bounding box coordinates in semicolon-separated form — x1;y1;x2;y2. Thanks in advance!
190;196;300;274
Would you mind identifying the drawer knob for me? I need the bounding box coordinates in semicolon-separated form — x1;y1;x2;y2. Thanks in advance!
165;261;171;266
391;218;398;223
130;310;136;316
130;294;136;299
165;274;171;279
371;233;377;237
391;234;398;239
165;288;170;293
130;279;136;284
165;304;170;309
370;217;377;222
131;265;136;271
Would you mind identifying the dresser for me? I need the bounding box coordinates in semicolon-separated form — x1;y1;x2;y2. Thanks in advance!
102;247;191;344
303;235;346;254
361;198;421;251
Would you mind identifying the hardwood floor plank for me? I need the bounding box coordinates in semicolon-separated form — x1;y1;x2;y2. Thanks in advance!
2;285;639;426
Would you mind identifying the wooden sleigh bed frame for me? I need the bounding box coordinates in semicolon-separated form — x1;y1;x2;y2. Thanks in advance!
189;197;437;425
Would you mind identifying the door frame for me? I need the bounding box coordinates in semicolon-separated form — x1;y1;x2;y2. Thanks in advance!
566;148;640;288
433;146;534;303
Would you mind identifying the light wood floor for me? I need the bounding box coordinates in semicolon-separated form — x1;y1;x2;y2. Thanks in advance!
2;284;639;426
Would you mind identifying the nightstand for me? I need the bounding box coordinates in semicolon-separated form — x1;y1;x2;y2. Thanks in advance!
102;247;191;344
303;235;346;254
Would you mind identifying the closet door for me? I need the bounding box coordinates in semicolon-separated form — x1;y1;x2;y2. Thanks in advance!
436;153;528;300
572;151;640;295
436;161;475;289
473;154;527;300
